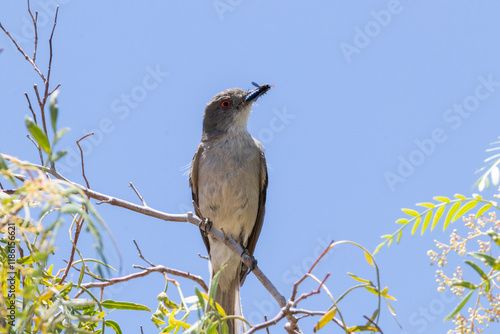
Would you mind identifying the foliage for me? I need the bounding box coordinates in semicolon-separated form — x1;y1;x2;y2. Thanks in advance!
0;2;394;333
376;137;500;333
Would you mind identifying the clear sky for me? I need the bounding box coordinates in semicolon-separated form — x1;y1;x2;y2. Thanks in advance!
2;1;500;333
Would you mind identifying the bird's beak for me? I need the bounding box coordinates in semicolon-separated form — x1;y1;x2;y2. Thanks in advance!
245;83;271;102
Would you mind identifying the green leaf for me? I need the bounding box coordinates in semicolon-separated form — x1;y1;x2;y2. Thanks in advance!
104;320;123;334
348;272;372;284
364;251;375;267
454;193;466;200
17;255;35;265
468;252;500;271
78;263;85;287
421;211;432;235
50;90;60;132
101;300;151;312
451;281;477;290
431;205;445;231
395;218;409;224
453;201;477;222
25;116;50;153
476;203;492;217
50;150;67;162
444;290;475;321
346;325;380;332
402;208;419;217
487;231;500;248
60;203;85;216
443;201;461;231
464;260;490;292
54;127;70;145
433;196;450;203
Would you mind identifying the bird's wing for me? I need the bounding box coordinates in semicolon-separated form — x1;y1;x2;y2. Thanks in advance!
240;148;268;282
189;143;211;254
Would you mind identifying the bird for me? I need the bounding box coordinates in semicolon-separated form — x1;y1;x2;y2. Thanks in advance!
189;83;271;333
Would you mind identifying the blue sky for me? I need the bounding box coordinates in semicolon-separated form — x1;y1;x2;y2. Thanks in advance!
2;1;500;333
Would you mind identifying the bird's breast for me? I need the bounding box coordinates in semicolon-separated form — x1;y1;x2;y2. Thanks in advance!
197;134;261;244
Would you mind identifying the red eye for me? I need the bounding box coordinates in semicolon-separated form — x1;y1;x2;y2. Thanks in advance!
221;100;231;109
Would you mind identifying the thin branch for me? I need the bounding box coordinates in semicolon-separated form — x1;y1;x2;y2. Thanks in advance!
27;0;38;62
48;83;61;97
24;93;37;124
133;240;155;267
26;135;44;166
293;273;330;307
291;241;334;301
76;133;94;189
0;21;45;80
245;310;285;334
133;265;208;293
363;315;384;334
1;153;300;333
59;215;85;284
129;182;147;206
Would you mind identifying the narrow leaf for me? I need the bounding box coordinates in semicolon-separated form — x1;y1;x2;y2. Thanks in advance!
421;211;432;235
453;201;477;222
468;252;500;271
433;196;450;203
476;203;492;217
313;307;337;332
451;281;477;290
491;165;499;186
411;217;421;236
431;205;445;231
50;150;67;162
348;272;371;284
464;260;489;292
364;251;375;267
402;208;419;217
416;202;435;209
443;201;461;231
50;90;59;132
54;127;70;145
454;194;466;200
444;290;475;321
105;320;123;334
25;116;50;153
101;300;151;312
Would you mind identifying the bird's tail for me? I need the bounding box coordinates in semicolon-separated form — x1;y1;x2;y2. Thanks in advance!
213;268;244;334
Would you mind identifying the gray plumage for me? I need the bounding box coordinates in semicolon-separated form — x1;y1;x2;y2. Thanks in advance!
189;85;269;333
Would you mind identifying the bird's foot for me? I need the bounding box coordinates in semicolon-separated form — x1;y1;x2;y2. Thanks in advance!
199;218;213;235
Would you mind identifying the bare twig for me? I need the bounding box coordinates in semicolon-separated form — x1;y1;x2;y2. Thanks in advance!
0;21;45;80
1;153;300;333
363;315;384;334
24;93;37;124
26;135;44;166
293;273;330;306
129;182;147;206
59;215;85;284
133;265;208;293
48;83;61;97
198;253;209;260
76;133;94;189
291;240;334;301
27;0;38;62
133;240;155;267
